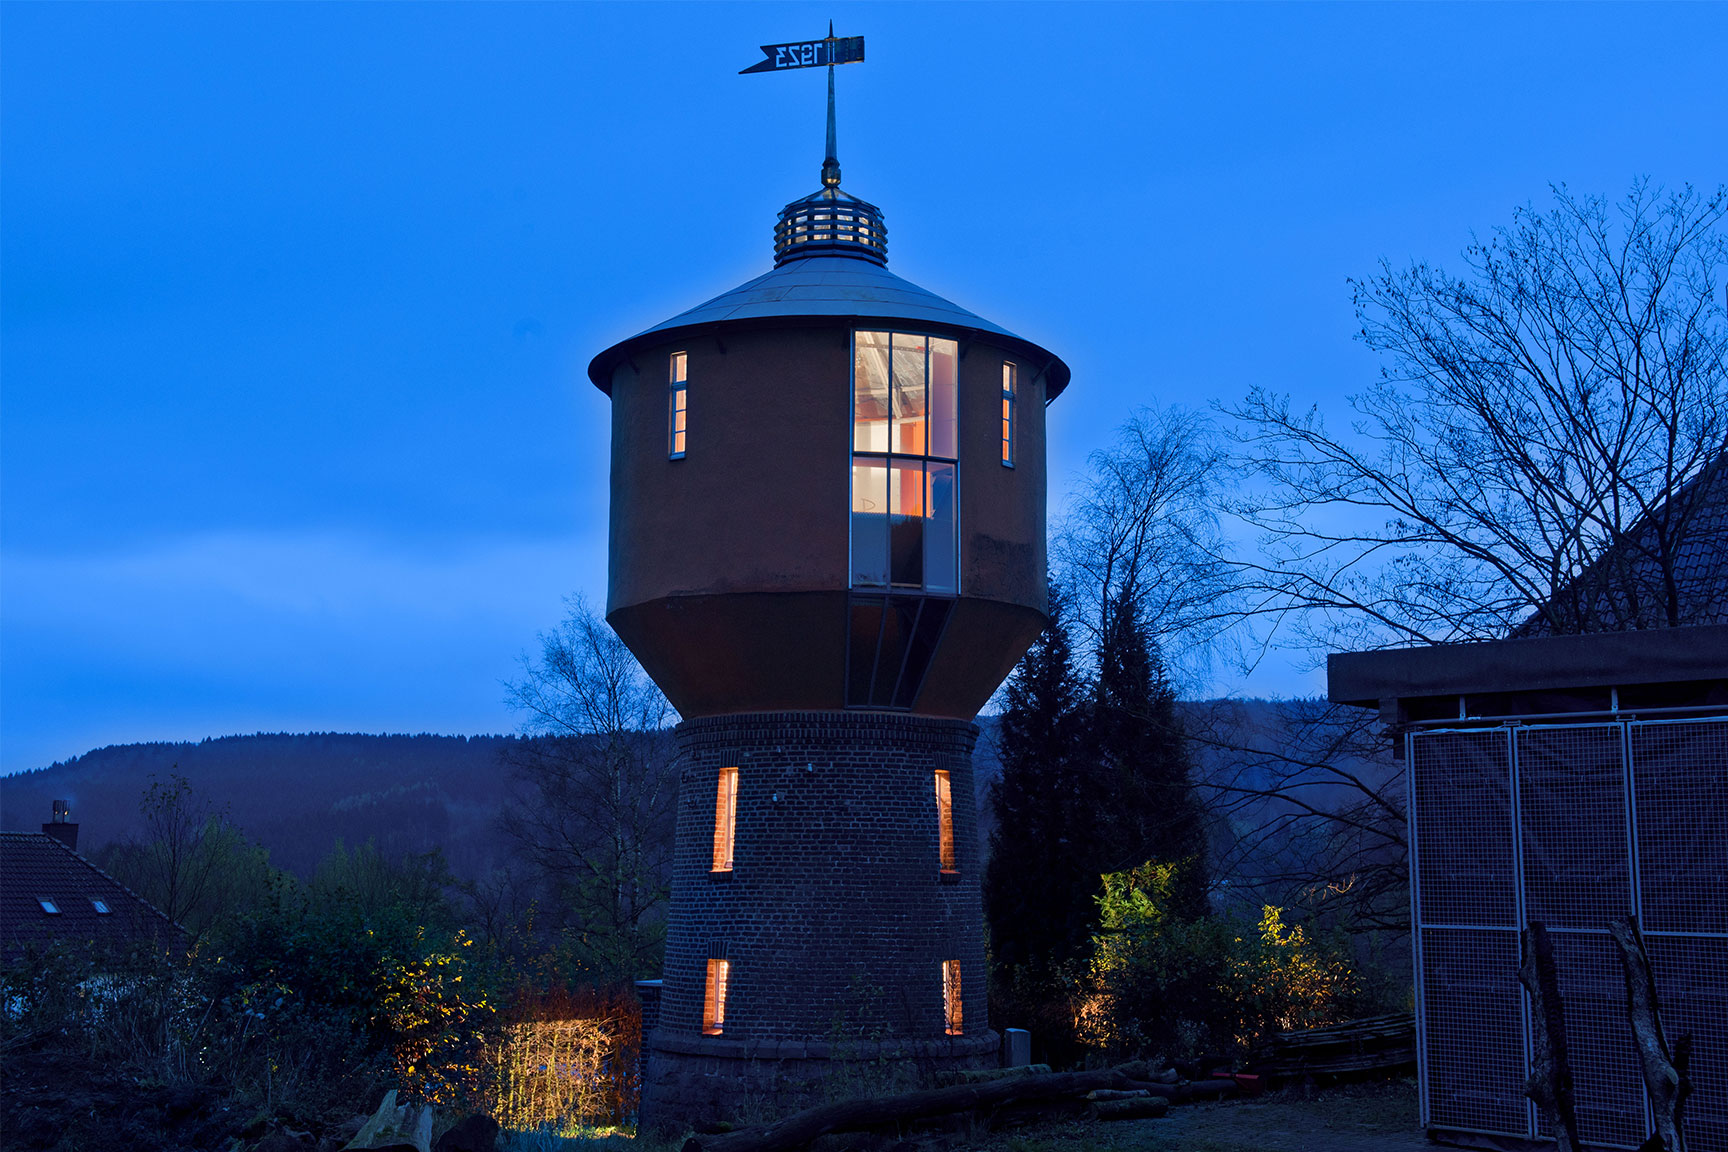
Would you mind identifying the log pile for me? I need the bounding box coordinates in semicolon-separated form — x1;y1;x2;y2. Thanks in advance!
1248;1012;1416;1081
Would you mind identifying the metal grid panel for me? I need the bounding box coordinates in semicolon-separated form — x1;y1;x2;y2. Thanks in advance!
1421;927;1528;1136
1648;935;1728;1152
1516;725;1631;930
1531;932;1646;1149
1631;720;1728;934
1413;729;1515;927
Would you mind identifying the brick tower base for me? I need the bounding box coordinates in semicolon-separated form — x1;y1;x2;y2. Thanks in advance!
640;711;999;1133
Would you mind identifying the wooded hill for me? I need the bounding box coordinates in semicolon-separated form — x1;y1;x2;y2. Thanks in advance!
0;733;521;880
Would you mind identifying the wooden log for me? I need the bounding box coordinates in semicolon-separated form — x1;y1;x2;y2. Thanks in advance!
932;1064;1052;1087
1086;1089;1150;1101
1519;922;1582;1152
1091;1097;1169;1121
1610;917;1692;1152
680;1067;1132;1152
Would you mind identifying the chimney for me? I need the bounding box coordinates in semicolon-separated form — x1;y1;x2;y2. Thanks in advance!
42;799;78;852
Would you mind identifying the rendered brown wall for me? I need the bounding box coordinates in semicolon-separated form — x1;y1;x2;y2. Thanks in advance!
605;320;1051;719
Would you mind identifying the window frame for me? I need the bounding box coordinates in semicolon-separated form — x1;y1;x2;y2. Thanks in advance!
1001;361;1017;468
711;766;738;873
702;958;731;1035
942;959;963;1035
668;351;688;459
848;329;961;596
934;769;957;875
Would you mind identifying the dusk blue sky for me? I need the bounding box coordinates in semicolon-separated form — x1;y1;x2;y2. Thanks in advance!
3;2;1724;774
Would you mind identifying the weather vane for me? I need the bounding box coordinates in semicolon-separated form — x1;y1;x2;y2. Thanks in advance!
741;22;865;188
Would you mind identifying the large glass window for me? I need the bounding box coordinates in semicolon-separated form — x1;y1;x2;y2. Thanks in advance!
851;332;958;593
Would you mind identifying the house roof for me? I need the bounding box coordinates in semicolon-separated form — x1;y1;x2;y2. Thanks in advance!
0;832;185;962
1515;453;1728;636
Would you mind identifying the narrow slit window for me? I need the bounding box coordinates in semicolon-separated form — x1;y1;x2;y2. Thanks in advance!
1001;362;1017;467
934;769;956;872
942;960;963;1035
712;766;738;872
703;958;730;1035
669;351;688;459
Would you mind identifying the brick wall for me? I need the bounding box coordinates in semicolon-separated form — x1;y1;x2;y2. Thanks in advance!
643;710;996;1127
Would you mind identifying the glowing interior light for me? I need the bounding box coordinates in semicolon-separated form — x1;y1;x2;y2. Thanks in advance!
669;351;689;459
703;959;731;1035
712;766;738;872
1001;362;1017;466
934;769;956;872
942;960;963;1035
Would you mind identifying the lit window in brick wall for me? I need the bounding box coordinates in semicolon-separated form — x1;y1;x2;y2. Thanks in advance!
712;766;738;872
934;769;956;873
703;959;730;1035
942;960;962;1035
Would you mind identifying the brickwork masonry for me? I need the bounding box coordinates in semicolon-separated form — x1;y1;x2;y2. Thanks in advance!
642;711;998;1130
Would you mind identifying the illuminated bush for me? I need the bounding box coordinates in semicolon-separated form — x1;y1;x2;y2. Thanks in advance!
1078;860;1358;1059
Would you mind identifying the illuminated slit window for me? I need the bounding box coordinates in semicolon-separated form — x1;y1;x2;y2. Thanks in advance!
942;960;963;1035
934;769;956;873
703;958;730;1035
669;352;688;459
1001;362;1017;467
712;766;738;872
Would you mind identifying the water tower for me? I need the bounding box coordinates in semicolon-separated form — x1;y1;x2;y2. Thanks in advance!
587;38;1069;1124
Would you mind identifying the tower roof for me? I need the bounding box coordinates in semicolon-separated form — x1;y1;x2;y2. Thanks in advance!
587;256;1070;396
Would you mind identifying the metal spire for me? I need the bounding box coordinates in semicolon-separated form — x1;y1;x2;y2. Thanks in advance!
821;22;842;189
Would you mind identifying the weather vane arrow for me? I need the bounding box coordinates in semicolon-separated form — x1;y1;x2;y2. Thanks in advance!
739;24;864;74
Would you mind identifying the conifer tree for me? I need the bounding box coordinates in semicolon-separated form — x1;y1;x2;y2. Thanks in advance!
984;582;1095;975
1091;592;1209;921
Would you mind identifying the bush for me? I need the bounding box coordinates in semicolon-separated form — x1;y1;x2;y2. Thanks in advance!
1076;860;1358;1061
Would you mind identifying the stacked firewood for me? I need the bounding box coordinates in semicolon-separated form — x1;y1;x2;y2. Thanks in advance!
1247;1012;1416;1081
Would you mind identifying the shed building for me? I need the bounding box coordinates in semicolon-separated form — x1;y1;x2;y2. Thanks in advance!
1330;625;1728;1152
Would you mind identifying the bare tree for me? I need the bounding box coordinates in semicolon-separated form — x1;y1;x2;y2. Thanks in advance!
1055;406;1237;688
501;596;677;981
1188;699;1407;935
1230;182;1728;651
96;772;274;944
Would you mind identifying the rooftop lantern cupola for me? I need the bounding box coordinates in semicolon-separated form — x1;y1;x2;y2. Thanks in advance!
772;63;887;265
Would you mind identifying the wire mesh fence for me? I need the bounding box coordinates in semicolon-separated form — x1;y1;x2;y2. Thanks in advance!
1410;715;1726;1152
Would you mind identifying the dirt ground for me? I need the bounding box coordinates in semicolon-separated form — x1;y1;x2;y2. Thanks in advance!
946;1079;1430;1152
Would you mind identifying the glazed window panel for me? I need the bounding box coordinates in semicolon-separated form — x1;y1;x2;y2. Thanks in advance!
703;959;730;1035
1001;362;1016;467
669;352;688;459
928;338;958;458
712;766;738;872
854;332;892;452
923;464;957;593
891;335;928;454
